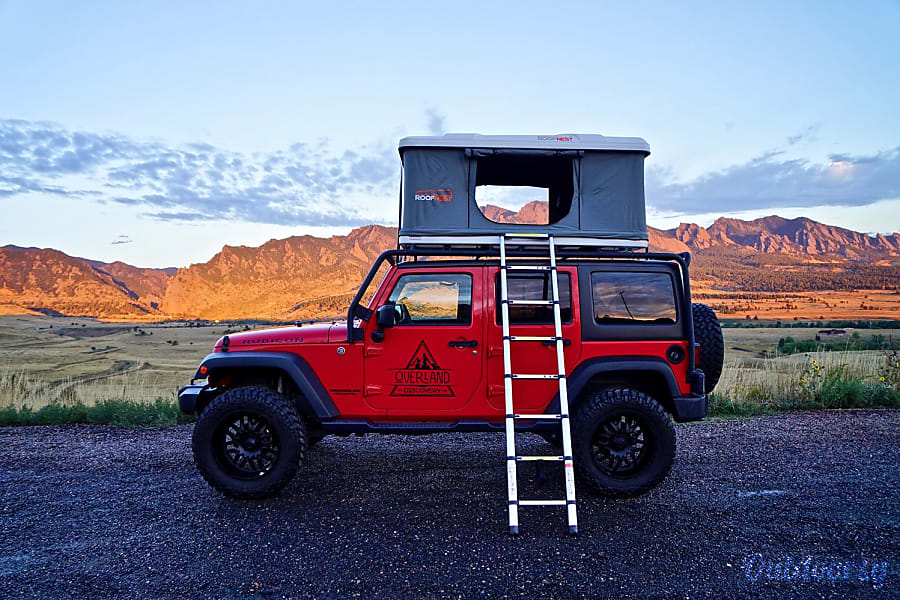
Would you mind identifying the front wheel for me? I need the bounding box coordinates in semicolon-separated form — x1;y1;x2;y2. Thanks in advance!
192;386;307;499
572;387;676;497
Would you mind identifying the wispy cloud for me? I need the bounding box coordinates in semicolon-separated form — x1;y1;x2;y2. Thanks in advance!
786;123;822;146
647;146;900;214
0;119;397;227
425;108;446;136
111;235;132;245
3;118;899;225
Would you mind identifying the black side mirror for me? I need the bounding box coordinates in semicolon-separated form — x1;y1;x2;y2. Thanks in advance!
371;304;396;343
376;304;396;328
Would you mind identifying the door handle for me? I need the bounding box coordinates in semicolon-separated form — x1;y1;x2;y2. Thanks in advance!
449;340;478;348
542;338;571;347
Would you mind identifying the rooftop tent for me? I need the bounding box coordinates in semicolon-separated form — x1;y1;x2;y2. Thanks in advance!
397;133;651;248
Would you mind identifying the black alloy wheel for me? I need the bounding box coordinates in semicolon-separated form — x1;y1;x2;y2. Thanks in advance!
591;413;653;478
214;413;280;479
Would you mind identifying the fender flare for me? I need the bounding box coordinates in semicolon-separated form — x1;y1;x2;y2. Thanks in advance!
194;351;339;420
549;357;681;412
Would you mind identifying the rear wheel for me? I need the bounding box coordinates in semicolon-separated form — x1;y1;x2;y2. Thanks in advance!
692;303;724;393
573;387;676;497
192;386;306;499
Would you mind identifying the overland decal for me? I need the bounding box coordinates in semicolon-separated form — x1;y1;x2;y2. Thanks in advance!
390;340;454;397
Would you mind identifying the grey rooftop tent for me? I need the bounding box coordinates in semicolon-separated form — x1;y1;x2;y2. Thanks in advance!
397;133;650;249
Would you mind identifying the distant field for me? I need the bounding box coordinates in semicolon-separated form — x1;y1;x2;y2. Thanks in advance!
0;315;224;408
1;315;897;416
693;288;900;321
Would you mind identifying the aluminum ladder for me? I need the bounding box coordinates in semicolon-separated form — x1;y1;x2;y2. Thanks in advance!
499;233;578;535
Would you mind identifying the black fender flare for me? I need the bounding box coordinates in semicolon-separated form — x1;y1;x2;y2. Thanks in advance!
194;351;339;420
549;357;681;413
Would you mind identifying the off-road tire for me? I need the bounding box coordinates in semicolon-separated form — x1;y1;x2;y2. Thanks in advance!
692;302;724;393
573;387;676;497
192;385;306;499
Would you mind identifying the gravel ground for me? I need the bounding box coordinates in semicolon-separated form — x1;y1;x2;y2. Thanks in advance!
1;410;898;600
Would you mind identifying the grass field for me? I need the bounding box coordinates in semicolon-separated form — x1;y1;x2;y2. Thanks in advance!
0;315;897;425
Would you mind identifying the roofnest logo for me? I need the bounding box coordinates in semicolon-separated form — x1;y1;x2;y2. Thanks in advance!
414;189;453;202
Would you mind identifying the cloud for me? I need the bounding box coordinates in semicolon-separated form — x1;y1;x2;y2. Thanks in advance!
786;123;822;146
425;108;446;136
111;235;132;245
647;146;900;214
0;119;398;227
4;117;898;226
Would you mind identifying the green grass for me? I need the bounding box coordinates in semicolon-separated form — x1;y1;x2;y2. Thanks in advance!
709;363;900;418
0;397;195;427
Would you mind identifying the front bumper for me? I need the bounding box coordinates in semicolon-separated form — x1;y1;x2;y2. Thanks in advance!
178;383;211;415
672;394;708;422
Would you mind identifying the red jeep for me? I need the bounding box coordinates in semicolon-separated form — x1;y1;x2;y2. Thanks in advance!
178;134;724;528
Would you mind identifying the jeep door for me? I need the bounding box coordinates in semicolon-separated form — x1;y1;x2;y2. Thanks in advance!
485;266;582;414
363;267;485;414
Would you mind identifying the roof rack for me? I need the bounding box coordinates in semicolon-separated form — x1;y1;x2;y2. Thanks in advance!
347;244;692;341
398;234;648;252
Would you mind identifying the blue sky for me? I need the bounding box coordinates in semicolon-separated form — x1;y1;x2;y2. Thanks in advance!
1;0;898;267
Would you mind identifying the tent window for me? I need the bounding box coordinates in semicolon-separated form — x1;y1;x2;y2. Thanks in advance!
474;155;575;225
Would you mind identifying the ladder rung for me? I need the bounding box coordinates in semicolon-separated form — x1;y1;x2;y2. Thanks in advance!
512;455;567;461
507;373;562;380
505;335;558;342
504;265;553;271
505;299;555;306
512;413;565;420
504;233;549;239
518;500;567;506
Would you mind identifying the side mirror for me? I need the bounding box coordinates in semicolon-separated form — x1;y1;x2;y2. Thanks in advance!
376;304;396;328
371;304;396;343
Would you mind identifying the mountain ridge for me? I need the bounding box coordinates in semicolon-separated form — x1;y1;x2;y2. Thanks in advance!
1;215;897;320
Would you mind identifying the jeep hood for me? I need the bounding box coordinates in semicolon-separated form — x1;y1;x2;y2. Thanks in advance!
214;323;345;350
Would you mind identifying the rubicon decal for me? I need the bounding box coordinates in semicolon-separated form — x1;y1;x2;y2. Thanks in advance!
390;341;454;397
414;189;453;202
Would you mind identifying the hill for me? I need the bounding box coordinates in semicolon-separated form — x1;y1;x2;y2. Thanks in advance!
0;245;173;319
161;225;395;320
1;214;898;321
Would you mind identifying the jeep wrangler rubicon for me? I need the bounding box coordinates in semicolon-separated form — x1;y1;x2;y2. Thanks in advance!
178;134;724;530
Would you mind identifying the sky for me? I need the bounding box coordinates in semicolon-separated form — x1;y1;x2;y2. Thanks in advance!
1;0;899;268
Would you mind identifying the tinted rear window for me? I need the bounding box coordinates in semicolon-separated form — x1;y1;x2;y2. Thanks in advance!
496;273;572;324
591;272;676;324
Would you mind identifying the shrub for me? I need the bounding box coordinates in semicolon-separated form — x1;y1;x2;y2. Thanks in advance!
0;398;194;428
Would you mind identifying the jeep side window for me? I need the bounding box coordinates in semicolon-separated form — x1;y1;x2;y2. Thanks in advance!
387;273;472;325
496;273;572;324
591;272;676;324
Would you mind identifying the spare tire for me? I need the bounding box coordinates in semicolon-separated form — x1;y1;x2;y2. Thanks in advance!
691;303;724;393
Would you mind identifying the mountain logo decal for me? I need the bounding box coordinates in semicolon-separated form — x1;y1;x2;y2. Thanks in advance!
391;340;454;397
